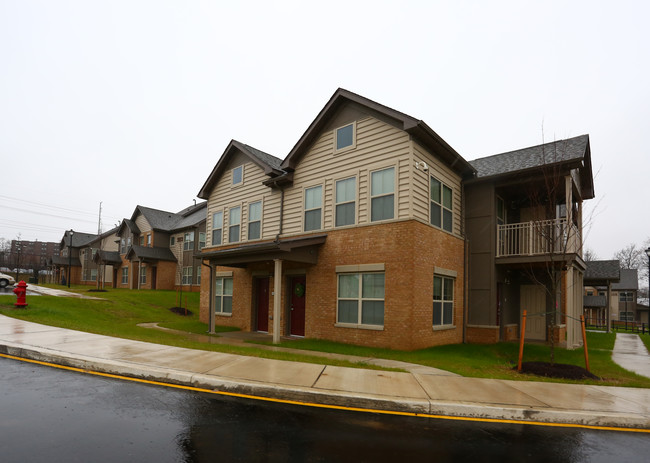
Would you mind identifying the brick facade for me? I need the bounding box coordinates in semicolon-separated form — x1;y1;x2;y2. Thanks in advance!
200;220;466;350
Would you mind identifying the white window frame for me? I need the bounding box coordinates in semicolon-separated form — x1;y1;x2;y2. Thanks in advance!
336;271;385;328
196;266;201;285
430;176;453;233
370;166;395;222
198;232;206;249
335;176;357;227
229;206;241;243
433;275;455;327
121;267;128;284
214;276;233;315
248;200;262;241
146;234;152;247
140;266;146;285
170;236;175;246
183;231;195;251
182;266;193;285
212;210;223;246
334;121;356;153
232;165;243;186
619;291;634;302
304;185;323;232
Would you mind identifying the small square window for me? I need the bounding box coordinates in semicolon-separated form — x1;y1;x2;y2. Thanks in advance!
336;123;355;151
232;166;243;186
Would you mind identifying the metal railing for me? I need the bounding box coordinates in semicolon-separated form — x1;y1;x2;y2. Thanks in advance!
497;218;581;257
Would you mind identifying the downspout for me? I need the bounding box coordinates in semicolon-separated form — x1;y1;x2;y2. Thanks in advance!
273;182;285;243
201;260;215;334
461;181;469;344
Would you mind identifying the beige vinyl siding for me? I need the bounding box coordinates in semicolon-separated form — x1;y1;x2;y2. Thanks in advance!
412;142;463;236
134;214;152;234
283;117;411;235
206;161;281;248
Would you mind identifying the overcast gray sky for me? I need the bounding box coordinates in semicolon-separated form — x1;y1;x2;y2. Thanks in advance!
1;0;648;259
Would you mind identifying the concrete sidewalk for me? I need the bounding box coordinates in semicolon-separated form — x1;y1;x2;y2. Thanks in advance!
1;315;649;430
613;333;650;378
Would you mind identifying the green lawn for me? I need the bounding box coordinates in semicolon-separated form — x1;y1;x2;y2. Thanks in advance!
1;286;649;387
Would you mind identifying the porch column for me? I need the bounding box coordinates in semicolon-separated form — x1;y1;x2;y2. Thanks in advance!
208;264;215;334
273;258;283;344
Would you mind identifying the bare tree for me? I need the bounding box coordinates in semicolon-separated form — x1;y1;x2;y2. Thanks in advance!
613;243;643;270
583;247;598;262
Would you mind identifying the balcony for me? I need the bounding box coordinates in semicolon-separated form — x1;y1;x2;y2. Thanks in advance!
497;218;581;258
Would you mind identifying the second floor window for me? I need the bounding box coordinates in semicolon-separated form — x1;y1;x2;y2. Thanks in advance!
304;186;322;231
183;231;195;251
212;211;223;246
619;292;634;302
335;123;355;151
371;167;394;222
430;176;453;232
147;234;152;247
248;201;262;240
120;239;126;254
199;232;206;249
229;206;241;243
335;177;356;227
140;236;144;246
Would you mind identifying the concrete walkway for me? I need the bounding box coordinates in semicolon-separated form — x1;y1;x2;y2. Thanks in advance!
27;284;105;300
1;315;649;430
613;333;650;379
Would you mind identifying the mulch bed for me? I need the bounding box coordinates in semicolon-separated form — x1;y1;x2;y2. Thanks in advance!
516;361;600;380
169;306;193;316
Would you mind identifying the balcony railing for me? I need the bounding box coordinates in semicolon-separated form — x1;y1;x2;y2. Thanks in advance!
496;218;581;258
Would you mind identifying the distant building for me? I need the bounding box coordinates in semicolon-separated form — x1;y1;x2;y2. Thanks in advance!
9;239;59;271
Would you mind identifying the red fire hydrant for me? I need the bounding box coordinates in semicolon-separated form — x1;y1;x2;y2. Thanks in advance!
13;280;28;308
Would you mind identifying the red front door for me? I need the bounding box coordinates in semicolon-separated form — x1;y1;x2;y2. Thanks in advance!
290;276;306;336
256;277;270;332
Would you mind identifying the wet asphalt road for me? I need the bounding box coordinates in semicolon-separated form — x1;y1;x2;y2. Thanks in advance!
1;356;649;462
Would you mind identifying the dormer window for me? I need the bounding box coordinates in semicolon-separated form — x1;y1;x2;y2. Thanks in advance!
232;166;243;186
335;123;355;152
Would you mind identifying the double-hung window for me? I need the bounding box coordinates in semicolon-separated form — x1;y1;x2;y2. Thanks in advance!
229;206;241;243
430;176;453;232
212;211;223;246
215;277;233;314
248;201;262;240
335;177;356;227
121;267;128;284
619;291;633;302
140;266;146;285
337;273;385;327
182;267;192;285
183;231;195;251
196;267;201;285
433;275;454;326
304;186;322;231
371;167;394;221
198;232;206;249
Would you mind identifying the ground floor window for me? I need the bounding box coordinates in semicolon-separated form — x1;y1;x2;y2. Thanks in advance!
196;266;201;285
337;272;384;326
433;275;454;326
121;267;128;284
620;311;635;322
215;277;233;314
140;266;146;285
182;267;192;285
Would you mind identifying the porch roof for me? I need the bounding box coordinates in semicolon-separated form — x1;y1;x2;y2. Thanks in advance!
51;255;81;266
125;245;177;263
583;295;607;308
93;250;122;265
584;260;621;286
199;235;327;268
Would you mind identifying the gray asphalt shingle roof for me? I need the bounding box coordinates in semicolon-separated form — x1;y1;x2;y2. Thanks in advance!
583;295;607;308
242;143;283;171
125;245;176;262
469;134;589;179
584;260;621;283
612;268;638;291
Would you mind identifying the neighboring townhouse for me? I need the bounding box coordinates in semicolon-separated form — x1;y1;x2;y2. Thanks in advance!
465;135;595;348
584;265;640;325
77;227;120;287
51;230;99;285
583;260;620;330
198;89;477;350
115;203;206;290
197;88;595;350
168;202;207;292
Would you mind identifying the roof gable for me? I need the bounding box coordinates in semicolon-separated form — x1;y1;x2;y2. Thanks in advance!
198;140;283;199
469;135;595;199
280;88;476;178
